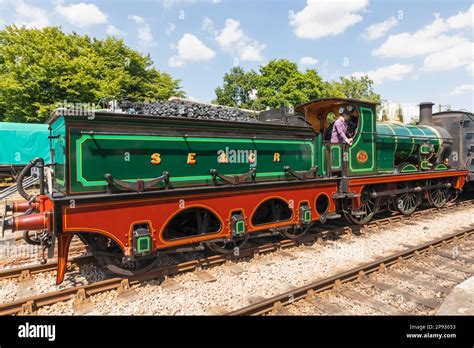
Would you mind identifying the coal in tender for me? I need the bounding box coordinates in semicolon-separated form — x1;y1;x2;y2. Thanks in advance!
119;99;261;123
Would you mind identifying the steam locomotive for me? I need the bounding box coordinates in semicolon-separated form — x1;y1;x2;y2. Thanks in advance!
1;98;469;284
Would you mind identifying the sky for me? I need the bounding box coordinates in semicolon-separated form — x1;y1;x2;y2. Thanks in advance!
0;0;473;123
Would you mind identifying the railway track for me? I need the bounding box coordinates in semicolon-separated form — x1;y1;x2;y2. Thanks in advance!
0;198;472;315
229;227;474;316
0;236;87;269
0;254;94;282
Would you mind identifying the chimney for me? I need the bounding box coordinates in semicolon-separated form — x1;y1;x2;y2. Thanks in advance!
418;102;434;125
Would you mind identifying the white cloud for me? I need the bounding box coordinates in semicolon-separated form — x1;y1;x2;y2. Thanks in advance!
447;4;474;30
216;18;265;62
351;64;414;84
169;33;216;67
128;15;156;48
362;16;398;40
55;2;107;28
373;6;474;59
299;56;319;65
166;23;176;36
106;25;125;37
467;62;474;75
129;15;145;25
372;15;466;58
290;0;368;39
449;84;474;96
202;17;215;35
14;0;50;28
422;41;474;72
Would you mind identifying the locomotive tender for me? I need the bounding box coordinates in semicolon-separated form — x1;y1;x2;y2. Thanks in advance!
1;98;468;284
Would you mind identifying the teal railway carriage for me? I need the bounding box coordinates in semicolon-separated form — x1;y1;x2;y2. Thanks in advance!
1;98;468;284
0;122;51;178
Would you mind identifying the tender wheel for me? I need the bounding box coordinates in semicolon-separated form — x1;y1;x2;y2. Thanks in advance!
392;181;422;215
92;235;160;276
427;179;449;208
342;186;380;225
205;235;249;254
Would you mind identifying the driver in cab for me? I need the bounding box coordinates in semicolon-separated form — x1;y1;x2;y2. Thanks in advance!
331;106;353;145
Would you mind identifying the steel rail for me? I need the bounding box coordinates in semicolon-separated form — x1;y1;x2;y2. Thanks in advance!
0;254;94;281
228;227;474;316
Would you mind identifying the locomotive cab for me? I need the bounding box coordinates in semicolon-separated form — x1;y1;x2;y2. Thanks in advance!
296;98;376;177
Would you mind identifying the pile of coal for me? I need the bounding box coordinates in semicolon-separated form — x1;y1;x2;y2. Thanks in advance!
119;98;260;123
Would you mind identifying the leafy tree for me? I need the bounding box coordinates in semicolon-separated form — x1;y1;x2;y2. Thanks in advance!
0;26;184;122
257;59;326;109
214;60;381;110
214;67;259;109
214;59;327;109
325;76;381;104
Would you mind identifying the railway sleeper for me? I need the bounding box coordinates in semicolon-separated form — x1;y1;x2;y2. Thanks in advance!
433;250;474;264
406;264;465;283
428;258;474;275
365;279;439;309
387;270;451;295
339;288;406;315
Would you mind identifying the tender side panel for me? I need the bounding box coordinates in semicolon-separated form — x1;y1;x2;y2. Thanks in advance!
68;131;315;194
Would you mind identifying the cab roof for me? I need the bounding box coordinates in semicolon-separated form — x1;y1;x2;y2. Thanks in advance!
295;97;377;113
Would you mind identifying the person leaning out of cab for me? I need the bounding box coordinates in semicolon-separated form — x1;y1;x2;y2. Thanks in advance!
331;106;353;145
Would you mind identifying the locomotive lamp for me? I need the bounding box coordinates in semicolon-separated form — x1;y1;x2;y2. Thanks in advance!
132;228;152;256
230;213;246;237
299;205;312;225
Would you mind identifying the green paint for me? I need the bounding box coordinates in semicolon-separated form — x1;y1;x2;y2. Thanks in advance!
137;236;151;253
330;145;342;170
375;124;395;172
349;106;376;175
400;164;418;173
70;133;315;193
434;163;448;171
376;122;442;174
304;210;311;223
420;160;430;170
420;144;431;154
235;220;245;235
51;116;66;191
321;143;326;176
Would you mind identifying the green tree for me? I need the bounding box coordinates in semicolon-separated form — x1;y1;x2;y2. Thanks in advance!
214;67;259;109
257;59;326;109
325;76;381;104
0;26;184;122
213;59;327;109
